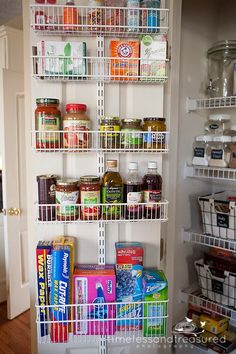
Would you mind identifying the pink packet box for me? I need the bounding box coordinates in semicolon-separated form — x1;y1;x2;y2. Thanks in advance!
73;264;116;335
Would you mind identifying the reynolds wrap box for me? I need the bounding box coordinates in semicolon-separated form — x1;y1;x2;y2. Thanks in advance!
116;242;143;331
37;41;86;77
143;269;168;337
36;241;52;337
50;248;70;343
73;264;116;335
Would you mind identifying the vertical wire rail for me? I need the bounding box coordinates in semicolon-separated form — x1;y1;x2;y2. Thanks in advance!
96;34;107;354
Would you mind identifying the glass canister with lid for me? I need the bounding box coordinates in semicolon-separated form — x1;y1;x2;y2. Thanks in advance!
80;175;101;220
208;135;232;168
143;117;166;150
99;116;121;149
121;118;143;150
205;114;231;135
192;135;213;166
56;178;80;221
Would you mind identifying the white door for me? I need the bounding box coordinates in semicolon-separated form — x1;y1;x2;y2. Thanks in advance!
0;68;30;319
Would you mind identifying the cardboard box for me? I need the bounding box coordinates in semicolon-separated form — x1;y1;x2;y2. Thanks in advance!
200;314;229;335
73;264;116;335
110;41;139;81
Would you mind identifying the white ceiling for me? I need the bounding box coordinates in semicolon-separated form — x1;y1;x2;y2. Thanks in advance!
0;0;22;25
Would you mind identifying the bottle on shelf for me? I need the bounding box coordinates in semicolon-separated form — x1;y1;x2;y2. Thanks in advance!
127;0;140;32
102;160;123;220
124;162;143;219
63;0;78;31
142;161;162;219
141;0;160;33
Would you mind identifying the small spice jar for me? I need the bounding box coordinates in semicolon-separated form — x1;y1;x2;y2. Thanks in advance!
228;137;236;169
35;98;61;150
143;117;167;150
121;118;143;149
63;104;91;150
205;114;231;135
56;179;79;221
99;116;121;149
192;135;213;166
80;175;101;220
208;135;232;168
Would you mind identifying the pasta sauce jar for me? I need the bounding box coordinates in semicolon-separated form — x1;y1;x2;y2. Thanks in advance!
63;104;91;150
143;117;166;150
80;176;101;220
35;98;61;150
56;179;79;221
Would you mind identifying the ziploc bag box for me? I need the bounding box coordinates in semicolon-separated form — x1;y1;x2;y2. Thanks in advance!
143;269;168;337
50;248;70;343
37;41;86;77
36;241;53;337
116;242;143;331
73;264;116;335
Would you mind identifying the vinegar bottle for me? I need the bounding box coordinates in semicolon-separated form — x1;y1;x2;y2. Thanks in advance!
124;162;143;219
142;161;162;219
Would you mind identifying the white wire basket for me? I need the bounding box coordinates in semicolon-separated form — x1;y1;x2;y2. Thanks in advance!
36;300;168;344
35;201;169;223
32;130;169;153
30;4;169;36
32;55;168;83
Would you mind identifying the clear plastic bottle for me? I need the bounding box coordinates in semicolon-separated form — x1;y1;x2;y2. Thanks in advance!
192;135;213;166
124;162;143;219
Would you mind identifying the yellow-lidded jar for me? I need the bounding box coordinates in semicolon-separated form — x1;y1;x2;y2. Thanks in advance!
143;117;166;150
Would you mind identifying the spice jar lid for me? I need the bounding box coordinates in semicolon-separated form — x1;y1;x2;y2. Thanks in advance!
101;116;120;122
209;114;231;122
122;118;142;124
37;174;58;181
106;160;118;168
148;161;157;169
213;135;232;142
143;117;166;122
80;175;100;183
56;178;79;186
128;162;138;170
36;98;59;105
66;104;87;112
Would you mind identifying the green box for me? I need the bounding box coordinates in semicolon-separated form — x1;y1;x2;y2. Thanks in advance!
143;269;168;337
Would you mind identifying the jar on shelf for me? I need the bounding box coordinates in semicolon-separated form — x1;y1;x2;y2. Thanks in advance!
63;0;79;31
56;179;79;221
80;175;101;220
143;117;166;150
104;0;125;32
205;114;231;135
192;135;213;166
121;118;143;149
208;135;232;168
207;40;236;98
228;137;236;169
35;98;61;150
88;0;104;32
99;116;121;149
141;0;160;33
127;0;140;32
223;124;236;138
63;104;91;150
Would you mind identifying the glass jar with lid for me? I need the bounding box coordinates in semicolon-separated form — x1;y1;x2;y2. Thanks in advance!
56;179;79;221
209;135;232;168
192;135;213;166
121;118;143;150
99;116;121;149
80;175;101;220
205;114;231;135
207;40;236;98
143;117;166;150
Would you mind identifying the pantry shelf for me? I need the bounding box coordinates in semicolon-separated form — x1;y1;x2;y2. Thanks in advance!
32;131;169;153
186;96;236;112
35;200;169;224
32;55;168;83
30;4;169;36
183;231;236;253
185;164;236;181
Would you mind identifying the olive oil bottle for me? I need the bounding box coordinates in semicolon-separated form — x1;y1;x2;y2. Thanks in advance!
102;160;123;220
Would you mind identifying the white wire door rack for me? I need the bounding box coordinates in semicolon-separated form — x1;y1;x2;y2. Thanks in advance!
30;4;169;36
32;55;169;83
186;96;236;112
32;130;169;153
35;200;169;224
185;164;236;181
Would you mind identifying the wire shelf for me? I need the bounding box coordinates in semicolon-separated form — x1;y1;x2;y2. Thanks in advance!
32;130;169;153
183;231;236;253
32;55;168;83
35;200;168;224
30;4;169;36
187;96;236;112
185;164;236;181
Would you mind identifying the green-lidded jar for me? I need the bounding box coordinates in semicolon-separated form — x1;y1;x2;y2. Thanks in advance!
99;116;121;149
121;118;143;150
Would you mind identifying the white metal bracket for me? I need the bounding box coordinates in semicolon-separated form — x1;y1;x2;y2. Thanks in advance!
98;222;106;266
186;97;197;113
182;229;191;243
184;164;194;179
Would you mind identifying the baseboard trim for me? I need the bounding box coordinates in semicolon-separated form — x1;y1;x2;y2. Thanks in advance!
0;278;7;303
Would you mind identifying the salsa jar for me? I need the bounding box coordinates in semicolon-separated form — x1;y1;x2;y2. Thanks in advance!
143;117;166;150
80;176;101;220
37;174;58;221
56;179;79;221
63;104;91;150
35;98;61;150
121;118;143;149
99;116;121;149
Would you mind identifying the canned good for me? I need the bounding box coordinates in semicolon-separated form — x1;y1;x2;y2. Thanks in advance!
80;175;101;220
56;179;79;221
121;118;143;149
35;98;61;150
99;116;121;149
143;117;166;149
37;175;57;221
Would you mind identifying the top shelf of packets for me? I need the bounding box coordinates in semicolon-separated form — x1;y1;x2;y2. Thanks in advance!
30;4;169;36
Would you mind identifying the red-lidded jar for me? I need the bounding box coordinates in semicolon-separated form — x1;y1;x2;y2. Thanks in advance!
63;104;91;150
35;98;61;150
80;176;100;220
56;179;79;221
